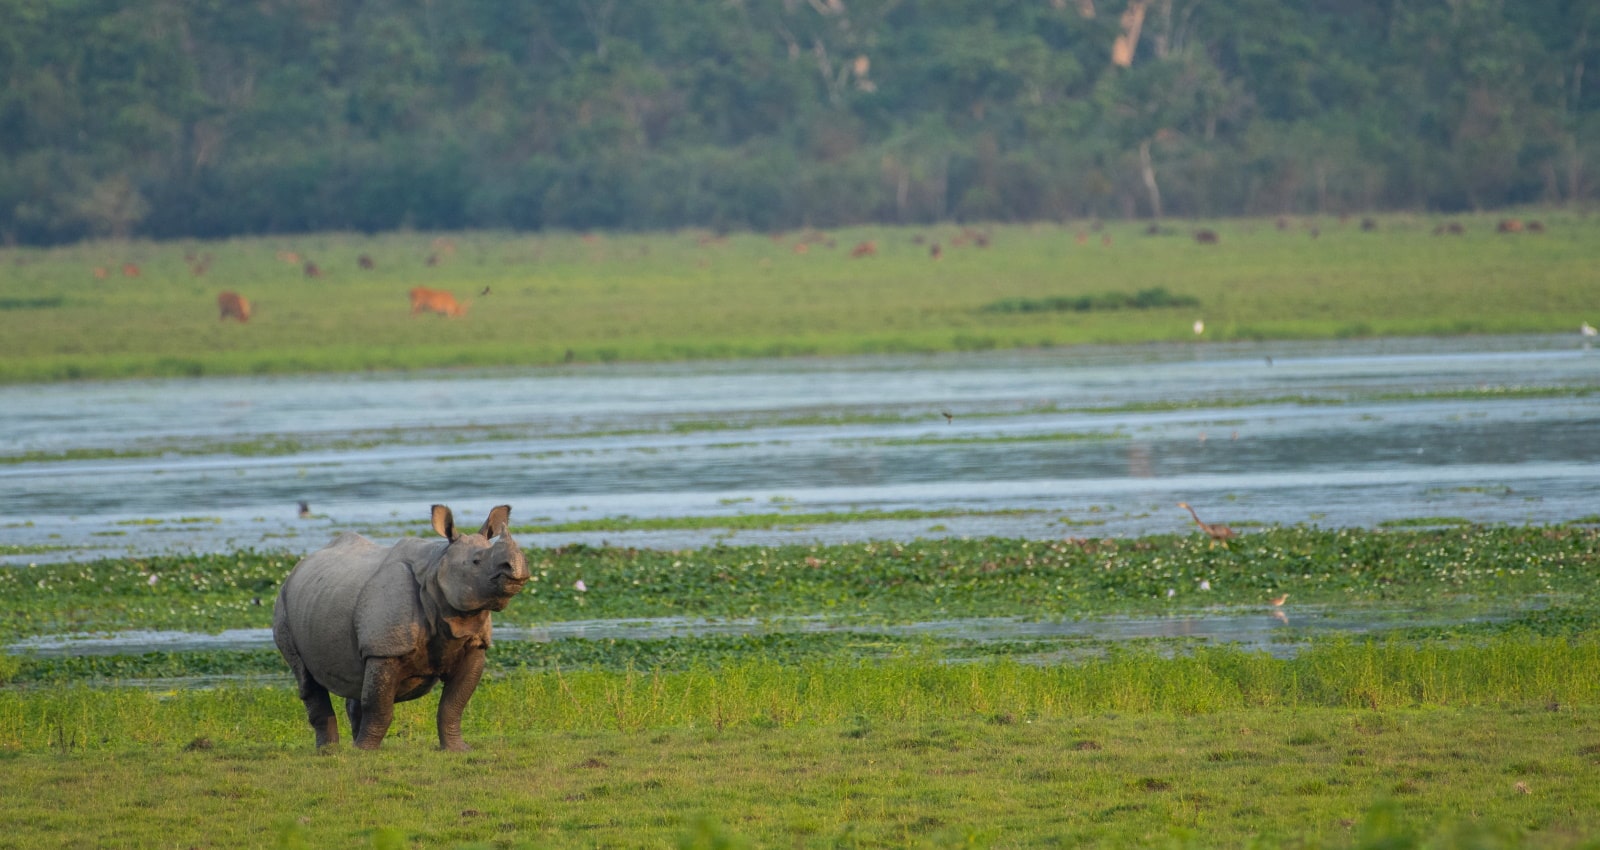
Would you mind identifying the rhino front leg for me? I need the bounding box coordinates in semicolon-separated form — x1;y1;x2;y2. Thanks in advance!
436;647;486;752
354;657;402;750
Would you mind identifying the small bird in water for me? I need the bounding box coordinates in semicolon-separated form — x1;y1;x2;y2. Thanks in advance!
1269;593;1289;607
941;410;954;424
298;501;311;519
1582;322;1597;338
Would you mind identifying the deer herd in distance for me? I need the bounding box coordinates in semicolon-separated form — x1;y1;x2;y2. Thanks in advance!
80;217;1550;326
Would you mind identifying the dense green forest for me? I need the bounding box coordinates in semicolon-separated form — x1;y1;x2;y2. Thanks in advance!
1;0;1596;244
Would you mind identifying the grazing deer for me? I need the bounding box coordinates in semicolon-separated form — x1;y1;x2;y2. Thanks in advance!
1193;229;1219;244
358;254;375;270
217;291;252;323
303;260;322;278
121;263;141;278
409;287;466;317
850;241;877;258
1496;219;1523;233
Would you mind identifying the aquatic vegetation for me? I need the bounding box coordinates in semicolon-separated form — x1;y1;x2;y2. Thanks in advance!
2;526;1596;642
512;508;1043;534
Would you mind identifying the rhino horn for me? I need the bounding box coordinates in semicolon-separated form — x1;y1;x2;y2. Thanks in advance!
479;505;511;539
431;504;457;541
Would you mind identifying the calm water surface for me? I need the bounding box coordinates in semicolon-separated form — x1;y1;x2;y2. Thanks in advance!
2;335;1597;564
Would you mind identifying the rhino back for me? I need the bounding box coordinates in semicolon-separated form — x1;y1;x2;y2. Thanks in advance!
276;533;393;698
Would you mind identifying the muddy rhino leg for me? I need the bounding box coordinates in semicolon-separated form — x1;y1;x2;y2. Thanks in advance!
436;647;486;752
354;657;401;750
301;682;340;748
345;697;363;742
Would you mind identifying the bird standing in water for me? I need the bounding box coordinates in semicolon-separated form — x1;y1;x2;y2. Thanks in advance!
1178;502;1236;545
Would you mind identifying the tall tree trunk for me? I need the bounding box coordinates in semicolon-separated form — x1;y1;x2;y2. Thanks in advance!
1139;140;1163;218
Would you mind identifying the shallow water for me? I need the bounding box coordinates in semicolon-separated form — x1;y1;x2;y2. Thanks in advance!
1;334;1597;563
5;601;1525;663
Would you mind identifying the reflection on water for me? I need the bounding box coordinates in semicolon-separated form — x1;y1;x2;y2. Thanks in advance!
1;335;1597;563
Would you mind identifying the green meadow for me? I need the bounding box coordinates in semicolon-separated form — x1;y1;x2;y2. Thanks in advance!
4;527;1600;846
1;212;1596;383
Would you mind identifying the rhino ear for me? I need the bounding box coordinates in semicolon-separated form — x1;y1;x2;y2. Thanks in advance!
479;505;511;539
431;504;457;541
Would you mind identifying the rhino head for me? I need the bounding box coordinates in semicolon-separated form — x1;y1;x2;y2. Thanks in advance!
431;504;529;612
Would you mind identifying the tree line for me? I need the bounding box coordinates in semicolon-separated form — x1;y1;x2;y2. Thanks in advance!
1;0;1595;245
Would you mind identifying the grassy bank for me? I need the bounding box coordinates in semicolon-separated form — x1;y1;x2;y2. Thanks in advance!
1;213;1596;383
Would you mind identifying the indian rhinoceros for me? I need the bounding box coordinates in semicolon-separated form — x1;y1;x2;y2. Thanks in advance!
272;504;529;750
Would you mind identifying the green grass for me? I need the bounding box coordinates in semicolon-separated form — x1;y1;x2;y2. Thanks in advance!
2;212;1597;383
2;648;1600;846
5;525;1600;846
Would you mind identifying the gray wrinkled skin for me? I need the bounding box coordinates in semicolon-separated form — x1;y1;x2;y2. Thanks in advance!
272;504;528;751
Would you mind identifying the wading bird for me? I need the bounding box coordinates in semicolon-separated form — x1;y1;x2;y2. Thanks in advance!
1178;502;1236;545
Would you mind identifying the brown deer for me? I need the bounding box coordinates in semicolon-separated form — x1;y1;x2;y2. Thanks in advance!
409;287;466;317
850;241;877;258
358;254;375;270
1496;219;1523;233
217;291;252;323
121;263;141;278
1193;229;1219;244
303;260;322;278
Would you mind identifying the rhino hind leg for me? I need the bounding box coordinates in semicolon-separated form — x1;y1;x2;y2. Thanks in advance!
303;684;341;748
345;697;364;742
274;625;341;747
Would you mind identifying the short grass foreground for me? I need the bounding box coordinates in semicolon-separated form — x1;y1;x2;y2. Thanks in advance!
2;649;1600;848
1;212;1596;382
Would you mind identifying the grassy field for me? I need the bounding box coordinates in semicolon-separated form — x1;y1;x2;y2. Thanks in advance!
1;212;1596;382
2;649;1600;847
3;527;1600;846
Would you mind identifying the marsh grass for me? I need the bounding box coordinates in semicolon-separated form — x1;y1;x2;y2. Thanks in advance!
3;526;1595;640
2;214;1596;382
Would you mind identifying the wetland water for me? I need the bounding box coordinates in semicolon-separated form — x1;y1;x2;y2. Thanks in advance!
3;334;1598;564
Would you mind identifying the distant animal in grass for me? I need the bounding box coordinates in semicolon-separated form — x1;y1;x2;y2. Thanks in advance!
357;254;375;270
409;286;466;317
217;291;251;323
1178;502;1236;544
1193;229;1219;245
121;262;141;278
273;504;529;750
850;241;877;258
